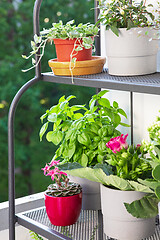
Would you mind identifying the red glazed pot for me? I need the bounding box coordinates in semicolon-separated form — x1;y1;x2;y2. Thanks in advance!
45;192;82;226
53;38;93;62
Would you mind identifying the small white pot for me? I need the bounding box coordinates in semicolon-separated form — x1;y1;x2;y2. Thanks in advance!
105;27;159;76
69;175;101;210
101;184;155;240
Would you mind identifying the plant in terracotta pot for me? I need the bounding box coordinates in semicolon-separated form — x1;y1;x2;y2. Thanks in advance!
22;20;103;78
66;133;159;239
42;159;82;226
39;90;128;210
96;0;160;76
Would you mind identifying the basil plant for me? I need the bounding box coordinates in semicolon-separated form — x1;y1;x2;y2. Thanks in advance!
39;90;128;167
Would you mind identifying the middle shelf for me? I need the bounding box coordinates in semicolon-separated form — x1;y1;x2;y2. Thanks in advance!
42;70;160;95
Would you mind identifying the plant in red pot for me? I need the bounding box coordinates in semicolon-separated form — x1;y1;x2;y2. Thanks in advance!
22;20;100;72
42;159;82;226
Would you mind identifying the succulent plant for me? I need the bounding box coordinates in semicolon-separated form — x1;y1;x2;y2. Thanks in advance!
42;159;82;197
46;182;82;197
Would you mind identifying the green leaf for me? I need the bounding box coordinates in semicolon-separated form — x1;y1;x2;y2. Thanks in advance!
39;122;48;141
46;130;63;145
40;113;47;123
97;90;109;97
117;108;128;118
120;122;130;127
74;113;83;120
58;162;83;170
110;26;119;36
98;98;110;108
97;155;104;164
47;113;57;122
93;163;113;176
80;153;88;167
77;132;91;146
98;141;106;152
138;178;160;191
128;181;153;193
90;123;100;134
155;186;160;199
153;165;160;181
113;101;118;108
124;194;159;218
63;142;76;159
66;95;76;101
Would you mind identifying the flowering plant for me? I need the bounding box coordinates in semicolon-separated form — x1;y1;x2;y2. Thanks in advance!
105;134;152;181
96;0;160;36
42;159;82;197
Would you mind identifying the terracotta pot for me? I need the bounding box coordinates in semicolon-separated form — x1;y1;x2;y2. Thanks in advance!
45;192;82;226
53;38;93;62
101;184;155;240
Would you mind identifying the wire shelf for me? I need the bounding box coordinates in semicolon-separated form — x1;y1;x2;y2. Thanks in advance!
16;207;160;240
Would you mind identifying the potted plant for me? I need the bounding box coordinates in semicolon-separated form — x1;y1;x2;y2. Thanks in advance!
41;159;82;226
39;90;128;210
22;20;105;78
65;133;159;239
96;0;160;76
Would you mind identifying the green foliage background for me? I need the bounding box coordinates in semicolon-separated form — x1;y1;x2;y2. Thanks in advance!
0;0;95;202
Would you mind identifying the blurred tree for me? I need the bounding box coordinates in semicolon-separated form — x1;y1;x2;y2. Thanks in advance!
0;0;96;202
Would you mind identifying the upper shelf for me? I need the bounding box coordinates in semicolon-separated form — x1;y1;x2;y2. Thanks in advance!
42;69;160;95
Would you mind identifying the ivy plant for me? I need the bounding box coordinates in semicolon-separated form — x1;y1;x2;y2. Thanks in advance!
39;90;128;167
22;20;99;72
96;0;160;36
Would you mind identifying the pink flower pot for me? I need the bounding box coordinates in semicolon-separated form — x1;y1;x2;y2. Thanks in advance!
45;192;82;226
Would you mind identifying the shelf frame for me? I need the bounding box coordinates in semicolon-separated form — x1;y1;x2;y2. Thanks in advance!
8;0;160;239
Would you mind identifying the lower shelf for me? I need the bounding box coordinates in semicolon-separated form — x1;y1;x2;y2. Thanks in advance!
16;207;160;240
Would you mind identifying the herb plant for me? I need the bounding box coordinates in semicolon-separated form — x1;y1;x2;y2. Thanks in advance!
22;20;99;72
97;0;160;36
39;90;128;167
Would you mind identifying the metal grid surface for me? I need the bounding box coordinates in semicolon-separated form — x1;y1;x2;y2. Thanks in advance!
20;207;160;240
42;71;160;95
43;70;160;85
77;69;160;85
24;207;99;240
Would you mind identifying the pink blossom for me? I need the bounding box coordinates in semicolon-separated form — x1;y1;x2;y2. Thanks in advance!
41;164;51;175
106;134;128;153
60;171;67;176
50;159;60;167
136;144;141;149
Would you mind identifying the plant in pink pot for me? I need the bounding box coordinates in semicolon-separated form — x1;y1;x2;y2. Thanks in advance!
42;159;82;226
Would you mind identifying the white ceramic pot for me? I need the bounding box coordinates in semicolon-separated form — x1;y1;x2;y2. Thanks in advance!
105;27;159;76
69;175;101;210
100;184;155;240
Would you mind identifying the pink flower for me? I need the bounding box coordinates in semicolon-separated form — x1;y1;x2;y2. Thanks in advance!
50;159;60;167
136;144;141;149
106;134;128;153
41;164;51;175
60;171;67;176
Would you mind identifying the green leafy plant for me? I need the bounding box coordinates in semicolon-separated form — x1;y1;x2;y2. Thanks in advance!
105;134;152;181
22;20;99;72
65;133;160;219
39;90;128;167
96;0;160;36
